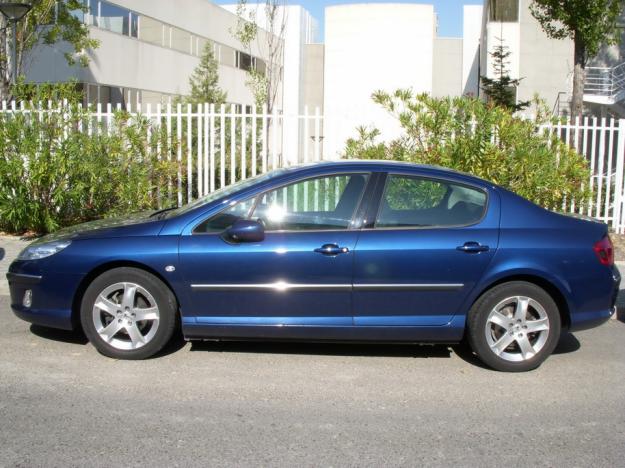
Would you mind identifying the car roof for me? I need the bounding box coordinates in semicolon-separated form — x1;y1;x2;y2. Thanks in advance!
281;160;491;186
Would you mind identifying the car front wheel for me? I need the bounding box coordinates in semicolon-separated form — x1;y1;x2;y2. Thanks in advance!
467;281;561;372
80;267;177;360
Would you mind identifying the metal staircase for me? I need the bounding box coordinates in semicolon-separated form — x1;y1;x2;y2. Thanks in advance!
584;62;625;106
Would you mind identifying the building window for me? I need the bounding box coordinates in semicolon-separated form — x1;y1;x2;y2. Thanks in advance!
138;15;164;46
256;59;267;75
221;45;236;67
171;26;192;54
86;0;98;26
489;0;519;22
236;51;253;71
130;11;139;38
99;1;130;35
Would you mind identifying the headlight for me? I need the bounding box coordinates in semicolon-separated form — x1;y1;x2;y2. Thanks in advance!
17;240;72;260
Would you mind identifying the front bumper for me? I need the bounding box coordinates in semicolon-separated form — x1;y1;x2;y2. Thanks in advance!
7;270;83;331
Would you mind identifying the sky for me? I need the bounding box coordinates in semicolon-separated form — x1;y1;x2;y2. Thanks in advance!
214;1;484;40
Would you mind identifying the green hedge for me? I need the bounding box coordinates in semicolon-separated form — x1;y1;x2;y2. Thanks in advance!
344;91;591;211
0;84;178;234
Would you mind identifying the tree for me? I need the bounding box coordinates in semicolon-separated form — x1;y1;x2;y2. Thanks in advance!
187;42;227;105
481;38;531;112
0;0;98;100
530;0;623;117
231;0;286;113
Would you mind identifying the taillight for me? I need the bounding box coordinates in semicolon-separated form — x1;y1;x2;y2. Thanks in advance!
593;235;614;266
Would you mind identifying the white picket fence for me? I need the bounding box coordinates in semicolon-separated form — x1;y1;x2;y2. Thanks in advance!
2;100;625;233
537;117;625;233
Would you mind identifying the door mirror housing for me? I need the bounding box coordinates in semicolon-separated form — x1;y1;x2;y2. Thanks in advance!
225;219;265;243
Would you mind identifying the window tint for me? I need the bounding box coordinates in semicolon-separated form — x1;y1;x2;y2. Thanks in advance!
194;198;256;234
376;175;486;228
251;174;368;231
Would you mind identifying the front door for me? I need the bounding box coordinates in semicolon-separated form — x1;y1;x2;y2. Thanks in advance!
179;173;371;326
352;173;499;326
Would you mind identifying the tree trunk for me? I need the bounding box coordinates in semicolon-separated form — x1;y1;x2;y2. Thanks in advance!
571;32;586;119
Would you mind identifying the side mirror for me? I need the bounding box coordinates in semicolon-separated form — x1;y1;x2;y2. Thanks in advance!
225;219;265;243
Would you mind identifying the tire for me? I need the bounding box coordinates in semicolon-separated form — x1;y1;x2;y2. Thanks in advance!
467;281;561;372
80;267;177;360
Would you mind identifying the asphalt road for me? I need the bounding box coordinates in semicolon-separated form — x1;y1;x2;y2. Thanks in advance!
1;297;625;467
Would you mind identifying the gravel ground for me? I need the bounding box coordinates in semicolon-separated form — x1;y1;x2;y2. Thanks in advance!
0;295;624;467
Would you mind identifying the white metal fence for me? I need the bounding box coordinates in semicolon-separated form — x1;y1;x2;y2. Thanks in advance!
3;100;625;233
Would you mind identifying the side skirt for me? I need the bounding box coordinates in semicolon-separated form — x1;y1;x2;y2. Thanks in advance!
182;316;466;343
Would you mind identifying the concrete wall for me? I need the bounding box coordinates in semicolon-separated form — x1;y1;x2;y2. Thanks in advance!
517;0;573;108
432;38;463;98
302;44;324;112
301;44;325;162
323;3;435;158
462;5;483;96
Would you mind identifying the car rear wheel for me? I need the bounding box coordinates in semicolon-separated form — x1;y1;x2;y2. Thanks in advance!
467;281;561;372
80;267;177;360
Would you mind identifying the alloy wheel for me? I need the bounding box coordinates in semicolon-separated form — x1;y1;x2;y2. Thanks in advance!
484;295;550;362
92;282;160;350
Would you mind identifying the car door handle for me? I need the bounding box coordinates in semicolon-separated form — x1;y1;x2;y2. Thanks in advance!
457;242;490;253
314;244;350;256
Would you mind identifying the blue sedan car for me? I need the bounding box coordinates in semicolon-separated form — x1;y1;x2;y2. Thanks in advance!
7;161;620;371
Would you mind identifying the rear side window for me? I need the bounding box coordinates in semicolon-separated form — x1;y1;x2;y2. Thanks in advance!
376;175;487;228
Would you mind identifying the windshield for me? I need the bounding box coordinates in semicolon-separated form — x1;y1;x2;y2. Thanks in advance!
163;169;287;218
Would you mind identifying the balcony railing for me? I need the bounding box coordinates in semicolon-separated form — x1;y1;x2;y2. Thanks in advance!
584;63;625;105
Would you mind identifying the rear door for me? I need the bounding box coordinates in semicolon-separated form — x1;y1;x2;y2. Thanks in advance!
352;172;500;326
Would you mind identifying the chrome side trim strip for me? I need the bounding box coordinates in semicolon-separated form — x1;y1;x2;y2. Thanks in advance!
191;282;464;292
354;283;464;291
6;272;43;283
191;282;352;292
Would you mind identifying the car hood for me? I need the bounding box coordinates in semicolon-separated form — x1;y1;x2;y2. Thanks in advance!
33;211;166;244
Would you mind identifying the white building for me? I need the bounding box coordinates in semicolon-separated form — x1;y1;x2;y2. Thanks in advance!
322;3;483;157
26;0;282;108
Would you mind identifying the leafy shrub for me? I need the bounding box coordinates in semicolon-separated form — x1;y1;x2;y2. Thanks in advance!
344;91;591;210
0;83;179;234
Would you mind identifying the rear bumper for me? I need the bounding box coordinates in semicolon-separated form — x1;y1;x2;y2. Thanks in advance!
7;271;82;331
568;266;620;332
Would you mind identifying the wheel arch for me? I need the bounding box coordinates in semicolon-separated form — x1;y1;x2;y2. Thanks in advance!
470;274;571;330
71;260;181;329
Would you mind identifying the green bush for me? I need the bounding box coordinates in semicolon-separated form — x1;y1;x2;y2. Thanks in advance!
0;83;179;234
344;91;591;210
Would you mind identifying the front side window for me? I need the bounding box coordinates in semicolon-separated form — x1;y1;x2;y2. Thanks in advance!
194;198;256;234
251;174;369;231
376;175;487;228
